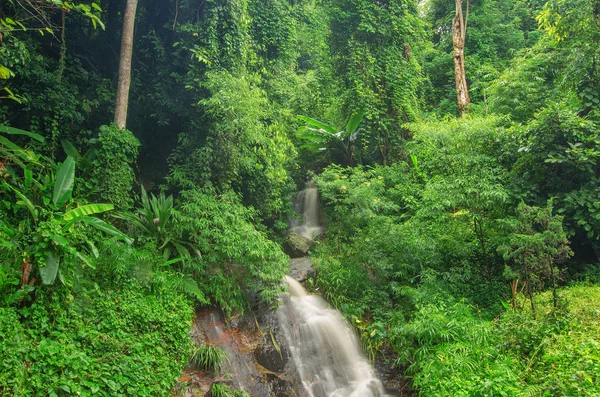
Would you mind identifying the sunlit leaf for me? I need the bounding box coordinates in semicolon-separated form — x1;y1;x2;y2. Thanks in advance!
64;203;114;221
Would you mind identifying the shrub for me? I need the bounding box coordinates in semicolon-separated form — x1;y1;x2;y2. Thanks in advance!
0;273;193;397
91;124;140;209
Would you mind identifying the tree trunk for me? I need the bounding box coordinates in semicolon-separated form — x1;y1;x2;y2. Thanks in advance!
114;0;139;129
57;10;66;82
452;0;470;116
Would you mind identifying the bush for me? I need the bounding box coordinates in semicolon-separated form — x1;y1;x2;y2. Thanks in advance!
172;188;288;314
0;274;193;397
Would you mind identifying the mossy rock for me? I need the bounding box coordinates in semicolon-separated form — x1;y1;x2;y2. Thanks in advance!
285;232;313;258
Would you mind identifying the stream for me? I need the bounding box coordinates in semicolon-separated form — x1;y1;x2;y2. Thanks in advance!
176;182;404;396
278;276;388;397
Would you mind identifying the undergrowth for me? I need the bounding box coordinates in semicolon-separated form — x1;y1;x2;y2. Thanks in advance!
0;272;193;397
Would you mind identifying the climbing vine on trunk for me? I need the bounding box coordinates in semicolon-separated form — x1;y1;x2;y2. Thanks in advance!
453;0;470;116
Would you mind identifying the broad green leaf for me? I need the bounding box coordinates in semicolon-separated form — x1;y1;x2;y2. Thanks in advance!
75;251;95;268
64;203;114;221
40;250;59;285
24;168;33;189
411;154;419;171
299;132;328;143
345;111;364;135
61;140;81;161
53;156;75;207
80;216;132;243
0;125;44;142
0;136;36;163
50;233;69;247
297;115;337;135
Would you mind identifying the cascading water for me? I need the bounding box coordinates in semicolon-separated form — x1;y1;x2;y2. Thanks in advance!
289;181;323;239
277;276;388;397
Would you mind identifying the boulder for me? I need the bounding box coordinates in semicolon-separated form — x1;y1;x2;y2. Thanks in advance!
285;232;313;258
255;343;286;373
288;258;314;282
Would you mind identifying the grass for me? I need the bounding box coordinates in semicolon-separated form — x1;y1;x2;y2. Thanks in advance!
189;344;227;374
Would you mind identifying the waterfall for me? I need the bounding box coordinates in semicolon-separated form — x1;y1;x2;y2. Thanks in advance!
289;181;323;239
277;276;388;397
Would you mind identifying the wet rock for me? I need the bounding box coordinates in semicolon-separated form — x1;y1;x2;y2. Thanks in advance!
288;258;314;282
374;348;414;396
267;373;300;397
256;343;286;373
285;233;313;258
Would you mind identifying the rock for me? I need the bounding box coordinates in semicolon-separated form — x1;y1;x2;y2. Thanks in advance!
285;233;313;258
374;347;413;396
255;343;286;373
288;258;314;282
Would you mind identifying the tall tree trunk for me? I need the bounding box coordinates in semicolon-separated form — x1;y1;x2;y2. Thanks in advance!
452;0;470;116
114;0;139;129
57;10;66;82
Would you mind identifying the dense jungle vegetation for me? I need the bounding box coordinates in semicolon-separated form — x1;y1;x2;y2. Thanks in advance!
1;0;600;395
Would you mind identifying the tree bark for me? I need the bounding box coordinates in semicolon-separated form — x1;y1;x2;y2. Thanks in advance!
452;0;470;116
114;0;139;129
57;9;66;82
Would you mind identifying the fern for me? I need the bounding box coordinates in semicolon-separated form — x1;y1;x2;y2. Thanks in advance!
174;274;208;304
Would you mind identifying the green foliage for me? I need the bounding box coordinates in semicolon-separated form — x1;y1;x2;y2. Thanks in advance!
210;383;250;397
3;1;600;396
422;0;542;116
189;344;227;374
388;282;600;396
168;70;295;224
1;132;130;291
498;285;600;396
313;112;600;396
248;0;298;68
486;39;562;122
0;273;193;397
91;125;140;209
297;111;364;166
117;186;199;262
392;295;524;396
172;188;288;314
507;104;600;249
327;0;425;163
499;202;573;310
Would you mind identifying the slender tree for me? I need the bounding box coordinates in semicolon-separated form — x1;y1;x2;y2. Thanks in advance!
452;0;470;116
114;0;139;129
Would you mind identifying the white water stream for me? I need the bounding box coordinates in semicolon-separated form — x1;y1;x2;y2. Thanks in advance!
277;276;388;397
289;181;323;239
